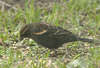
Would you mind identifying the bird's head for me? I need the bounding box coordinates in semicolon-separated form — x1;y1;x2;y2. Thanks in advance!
20;23;48;40
20;24;31;40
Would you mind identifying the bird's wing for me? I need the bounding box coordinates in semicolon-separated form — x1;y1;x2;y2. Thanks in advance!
54;27;72;36
47;26;72;37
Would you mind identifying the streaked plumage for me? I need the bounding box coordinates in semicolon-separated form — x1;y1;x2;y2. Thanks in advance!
20;22;95;49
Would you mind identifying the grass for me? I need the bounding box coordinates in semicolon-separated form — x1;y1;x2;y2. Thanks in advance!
0;0;100;68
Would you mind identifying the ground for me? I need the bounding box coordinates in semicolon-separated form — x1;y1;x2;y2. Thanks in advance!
0;0;100;68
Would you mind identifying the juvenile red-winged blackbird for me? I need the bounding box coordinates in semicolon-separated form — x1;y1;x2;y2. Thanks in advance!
20;22;95;49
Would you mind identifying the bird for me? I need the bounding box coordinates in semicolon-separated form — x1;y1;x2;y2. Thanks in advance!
20;22;96;49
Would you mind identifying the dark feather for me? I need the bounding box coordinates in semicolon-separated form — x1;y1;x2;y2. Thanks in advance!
20;22;99;49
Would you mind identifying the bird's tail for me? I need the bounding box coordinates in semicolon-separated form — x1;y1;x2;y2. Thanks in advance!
77;37;100;44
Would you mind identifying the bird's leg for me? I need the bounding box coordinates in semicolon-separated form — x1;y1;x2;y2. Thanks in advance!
49;49;58;57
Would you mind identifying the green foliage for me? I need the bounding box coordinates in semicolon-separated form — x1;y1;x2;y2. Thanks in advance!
0;0;100;68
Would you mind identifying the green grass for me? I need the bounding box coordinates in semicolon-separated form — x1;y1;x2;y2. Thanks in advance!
0;0;100;68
